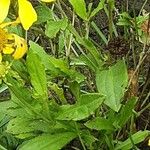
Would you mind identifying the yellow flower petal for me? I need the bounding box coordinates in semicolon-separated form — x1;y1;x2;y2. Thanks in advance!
18;0;37;30
3;46;14;54
0;0;10;23
40;0;55;2
12;34;27;59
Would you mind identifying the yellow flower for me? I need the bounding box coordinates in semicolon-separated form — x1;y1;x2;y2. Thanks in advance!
0;21;27;60
0;0;37;30
18;0;37;30
12;34;27;59
0;0;10;23
0;0;55;30
41;0;56;2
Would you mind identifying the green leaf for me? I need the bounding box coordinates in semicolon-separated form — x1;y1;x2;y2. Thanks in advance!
57;93;104;121
115;130;150;150
69;0;87;20
69;81;80;100
80;130;97;148
29;41;59;75
89;0;105;19
0;100;11;114
115;97;137;128
19;132;77;150
0;145;7;150
6;76;36;116
91;21;108;44
0;117;9;132
139;32;150;45
9;92;41;118
117;20;132;26
11;60;28;81
27;50;48;99
81;38;100;65
96;60;128;112
48;82;67;104
45;18;68;38
67;25;101;70
29;41;85;83
35;5;53;24
7;117;52;139
6;18;23;36
117;12;132;26
18;52;51;117
0;84;8;93
79;54;98;71
119;12;132;19
6;76;51;124
7;117;36;136
58;34;65;52
85;117;114;131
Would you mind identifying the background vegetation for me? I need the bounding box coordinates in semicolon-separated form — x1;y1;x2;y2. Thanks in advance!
0;0;150;149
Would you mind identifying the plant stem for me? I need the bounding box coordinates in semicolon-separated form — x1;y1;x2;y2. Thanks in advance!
128;48;150;88
139;0;148;16
66;12;75;57
138;103;150;115
85;21;89;39
108;2;113;39
55;0;66;17
74;122;86;150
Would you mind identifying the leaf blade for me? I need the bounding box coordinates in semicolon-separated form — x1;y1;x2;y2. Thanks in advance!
19;132;77;150
69;0;87;20
27;50;48;99
57;93;104;121
96;60;128;112
115;130;150;150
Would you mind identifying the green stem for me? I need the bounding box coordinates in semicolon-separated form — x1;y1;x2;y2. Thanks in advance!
128;48;150;88
66;12;75;57
130;115;135;134
108;3;113;39
104;4;118;38
138;0;148;16
128;132;138;150
55;0;67;17
138;103;150;115
74;122;86;150
85;21;89;39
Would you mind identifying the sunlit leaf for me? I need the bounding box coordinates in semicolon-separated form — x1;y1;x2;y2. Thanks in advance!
27;50;48;99
35;5;53;24
89;0;105;19
45;18;68;38
19;132;77;150
114;97;137;128
96;60;128;112
69;0;87;20
57;93;104;121
85;117;114;131
29;41;85;83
